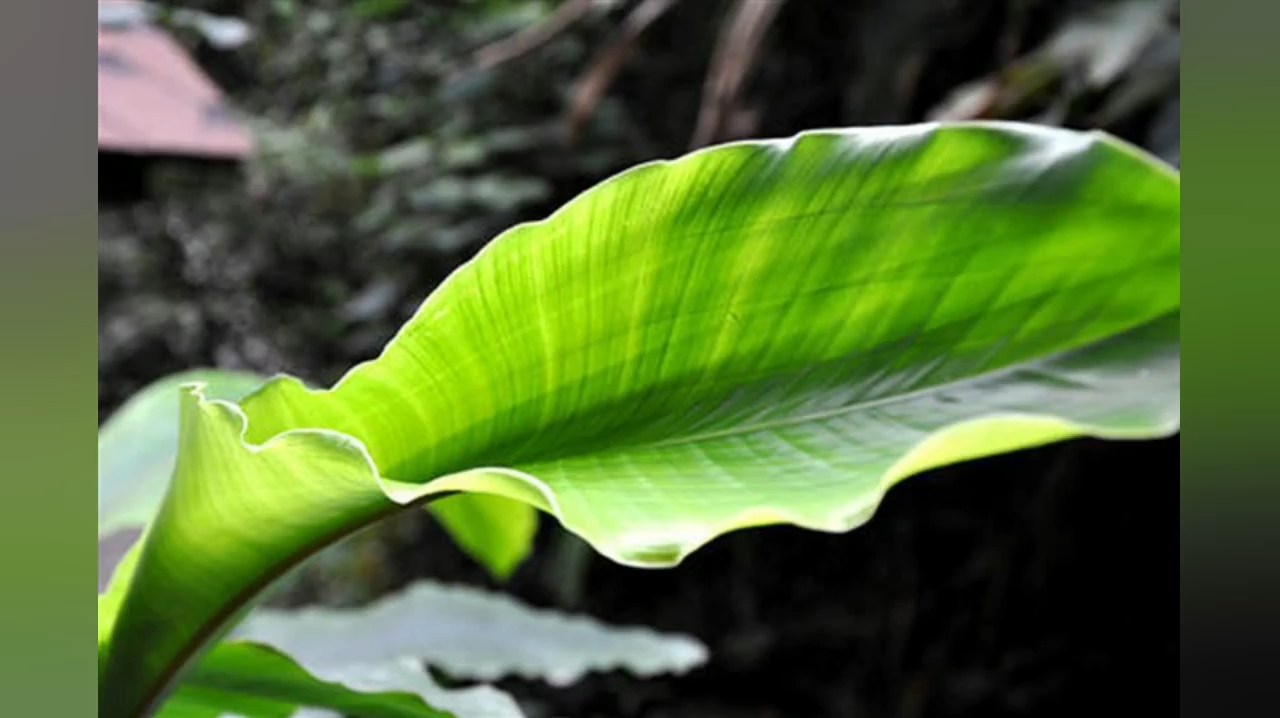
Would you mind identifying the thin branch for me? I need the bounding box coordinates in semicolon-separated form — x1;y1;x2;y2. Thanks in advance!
565;0;684;141
470;0;599;73
689;0;784;149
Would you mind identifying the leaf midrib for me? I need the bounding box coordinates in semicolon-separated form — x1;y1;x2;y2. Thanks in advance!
640;317;1159;449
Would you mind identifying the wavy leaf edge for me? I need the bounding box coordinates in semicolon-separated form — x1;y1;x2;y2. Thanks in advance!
183;319;1178;570
185;120;1179;569
234;578;710;687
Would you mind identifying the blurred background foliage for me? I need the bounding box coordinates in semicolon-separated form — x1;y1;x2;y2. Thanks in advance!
98;1;1178;716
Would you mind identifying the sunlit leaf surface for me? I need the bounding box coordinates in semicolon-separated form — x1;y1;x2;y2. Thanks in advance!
99;122;1179;717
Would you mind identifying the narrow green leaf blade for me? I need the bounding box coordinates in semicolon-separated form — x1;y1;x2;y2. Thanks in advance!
152;678;295;718
426;495;538;581
161;643;523;718
101;122;1179;718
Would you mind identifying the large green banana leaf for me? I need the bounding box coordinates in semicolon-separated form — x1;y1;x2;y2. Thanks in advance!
98;368;537;581
99;122;1180;718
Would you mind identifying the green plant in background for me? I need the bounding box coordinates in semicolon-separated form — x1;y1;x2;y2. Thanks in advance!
98;121;1180;718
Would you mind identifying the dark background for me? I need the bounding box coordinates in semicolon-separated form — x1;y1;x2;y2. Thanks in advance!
98;1;1179;716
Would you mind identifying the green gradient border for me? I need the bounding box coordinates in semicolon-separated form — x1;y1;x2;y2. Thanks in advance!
1183;2;1278;716
0;2;96;716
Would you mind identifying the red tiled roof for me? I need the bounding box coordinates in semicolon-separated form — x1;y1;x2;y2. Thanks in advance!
98;6;252;158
